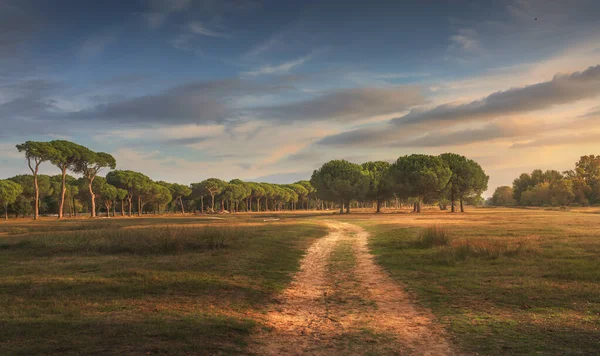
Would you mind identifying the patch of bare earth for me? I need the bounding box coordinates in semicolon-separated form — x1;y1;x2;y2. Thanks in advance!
250;221;459;355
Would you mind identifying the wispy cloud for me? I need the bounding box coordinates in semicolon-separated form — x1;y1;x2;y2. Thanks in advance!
243;32;283;58
143;0;191;28
78;32;116;59
188;21;230;38
242;54;313;77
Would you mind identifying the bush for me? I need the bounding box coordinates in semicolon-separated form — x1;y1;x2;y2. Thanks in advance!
416;226;451;248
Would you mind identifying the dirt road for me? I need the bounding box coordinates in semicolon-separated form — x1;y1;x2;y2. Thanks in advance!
251;220;458;355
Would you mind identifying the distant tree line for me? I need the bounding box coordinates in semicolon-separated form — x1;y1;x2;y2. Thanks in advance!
490;155;600;207
1;140;489;219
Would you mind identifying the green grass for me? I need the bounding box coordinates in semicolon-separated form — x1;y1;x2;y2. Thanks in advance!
0;218;327;355
360;211;600;355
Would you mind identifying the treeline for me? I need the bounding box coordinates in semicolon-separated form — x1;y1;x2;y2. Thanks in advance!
490;155;600;207
0;140;489;219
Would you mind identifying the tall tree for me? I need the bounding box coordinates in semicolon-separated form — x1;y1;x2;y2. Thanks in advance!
15;141;55;220
361;161;393;213
47;140;90;219
491;186;516;206
295;181;315;210
389;154;451;213
8;174;53;218
311;160;369;214
440;153;488;212
0;180;23;220
75;151;116;218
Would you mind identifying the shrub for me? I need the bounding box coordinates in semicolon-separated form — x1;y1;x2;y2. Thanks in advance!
416;226;451;248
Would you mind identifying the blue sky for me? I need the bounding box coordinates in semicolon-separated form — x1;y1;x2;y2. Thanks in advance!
1;0;600;195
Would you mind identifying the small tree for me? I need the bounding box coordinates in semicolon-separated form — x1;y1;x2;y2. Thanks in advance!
99;183;118;218
0;180;23;220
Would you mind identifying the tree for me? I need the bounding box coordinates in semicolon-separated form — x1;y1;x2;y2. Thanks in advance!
261;183;275;211
198;178;226;212
99;183;118;218
249;183;266;212
0;180;23;220
229;179;252;211
286;184;308;210
15;141;56;220
8;174;53;217
106;170;150;216
311;160;369;214
295;180;315;209
116;189;128;216
161;182;191;214
389;154;451;213
491;186;516;206
75;151;116;218
440;154;489;212
362;161;393;213
47;140;91;219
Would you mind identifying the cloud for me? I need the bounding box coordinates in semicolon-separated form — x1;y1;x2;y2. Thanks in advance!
188;21;230;38
255;87;425;123
243;33;283;58
66;78;297;126
393;65;600;127
449;28;480;52
393;120;539;148
78;32;117;59
242;54;313;77
511;131;600;148
143;0;191;28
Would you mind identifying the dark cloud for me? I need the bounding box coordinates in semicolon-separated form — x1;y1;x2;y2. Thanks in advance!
393;65;600;127
316;126;403;147
393;121;536;147
254;87;425;123
66;78;296;125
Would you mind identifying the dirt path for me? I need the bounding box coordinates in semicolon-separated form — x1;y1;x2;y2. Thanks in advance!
250;221;458;355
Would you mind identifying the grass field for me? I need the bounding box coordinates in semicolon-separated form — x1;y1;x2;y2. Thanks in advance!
344;208;600;355
1;208;599;355
0;216;327;355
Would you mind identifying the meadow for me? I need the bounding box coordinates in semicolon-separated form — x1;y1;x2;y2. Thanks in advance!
1;208;599;355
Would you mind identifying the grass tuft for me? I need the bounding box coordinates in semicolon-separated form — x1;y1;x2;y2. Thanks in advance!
416;225;451;248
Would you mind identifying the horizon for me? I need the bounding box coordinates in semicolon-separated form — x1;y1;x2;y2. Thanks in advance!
2;0;600;195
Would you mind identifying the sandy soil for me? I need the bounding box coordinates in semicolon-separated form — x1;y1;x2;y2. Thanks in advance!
250;220;459;355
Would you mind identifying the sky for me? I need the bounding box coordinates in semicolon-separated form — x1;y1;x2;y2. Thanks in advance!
1;0;600;196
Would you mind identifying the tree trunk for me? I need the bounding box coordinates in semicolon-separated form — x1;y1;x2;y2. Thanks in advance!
112;202;116;217
346;202;350;214
376;200;381;213
138;197;142;216
256;197;261;212
88;178;96;218
179;197;185;214
121;200;125;216
200;196;204;214
460;198;464;213
212;195;216;212
105;203;111;218
451;190;455;213
58;167;67;219
128;196;132;216
417;201;421;213
221;199;224;212
33;165;39;220
339;202;344;214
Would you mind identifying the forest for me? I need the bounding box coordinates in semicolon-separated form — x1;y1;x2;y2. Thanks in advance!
490;155;600;207
0;140;489;219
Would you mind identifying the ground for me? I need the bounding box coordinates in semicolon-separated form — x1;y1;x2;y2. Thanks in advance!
1;207;599;355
